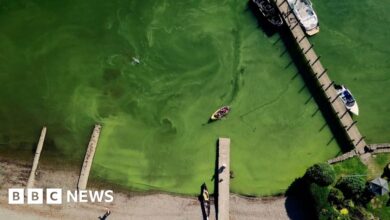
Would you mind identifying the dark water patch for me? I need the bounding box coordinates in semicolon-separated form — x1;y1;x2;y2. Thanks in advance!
103;68;121;81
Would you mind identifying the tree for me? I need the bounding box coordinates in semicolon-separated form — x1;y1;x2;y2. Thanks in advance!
306;163;336;187
336;176;366;200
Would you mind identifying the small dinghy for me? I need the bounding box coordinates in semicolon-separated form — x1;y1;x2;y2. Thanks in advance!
200;183;211;220
335;84;359;116
210;106;230;121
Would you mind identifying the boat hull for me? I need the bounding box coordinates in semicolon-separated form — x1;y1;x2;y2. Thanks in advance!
210;106;230;121
335;85;359;116
306;27;320;36
349;103;359;116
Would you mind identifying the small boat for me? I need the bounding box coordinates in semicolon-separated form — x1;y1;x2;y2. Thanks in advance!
287;0;319;36
200;183;211;220
252;0;284;27
210;106;230;121
335;84;359;116
132;57;140;64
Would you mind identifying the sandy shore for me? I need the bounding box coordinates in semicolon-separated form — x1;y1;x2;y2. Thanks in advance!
0;157;290;220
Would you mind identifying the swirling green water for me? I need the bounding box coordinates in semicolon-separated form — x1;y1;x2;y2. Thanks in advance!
0;0;387;195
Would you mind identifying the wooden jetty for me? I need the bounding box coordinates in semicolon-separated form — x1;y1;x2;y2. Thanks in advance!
328;150;357;164
217;137;230;220
26;127;47;188
273;0;367;154
77;124;102;190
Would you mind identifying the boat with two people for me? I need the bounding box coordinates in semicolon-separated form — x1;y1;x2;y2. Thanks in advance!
251;0;284;27
210;106;230;121
334;84;359;116
200;183;211;220
287;0;319;36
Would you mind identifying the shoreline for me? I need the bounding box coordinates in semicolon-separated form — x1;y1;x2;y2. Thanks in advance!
0;155;292;219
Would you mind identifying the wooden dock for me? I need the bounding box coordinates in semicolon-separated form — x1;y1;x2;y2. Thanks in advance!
77;124;102;190
217;137;230;220
26;127;47;188
273;0;367;154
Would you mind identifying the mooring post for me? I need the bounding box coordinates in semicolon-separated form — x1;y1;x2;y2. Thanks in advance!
26;127;47;189
317;68;327;79
304;44;314;54
278;0;286;7
331;93;341;103
356;136;365;146
298;35;306;43
324;81;334;91
347;121;358;131
311;55;321;66
291;22;299;30
340;110;349;119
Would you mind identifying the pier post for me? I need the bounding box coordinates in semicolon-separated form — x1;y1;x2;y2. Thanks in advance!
347;121;358;131
324;81;334;92
311;55;321;66
26;127;47;189
331;93;341;103
340;110;349;119
298;35;306;43
356;137;365;146
317;69;327;79
304;44;314;54
77;124;102;190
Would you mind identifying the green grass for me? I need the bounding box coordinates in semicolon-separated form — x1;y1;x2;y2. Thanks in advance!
367;195;390;219
333;157;367;178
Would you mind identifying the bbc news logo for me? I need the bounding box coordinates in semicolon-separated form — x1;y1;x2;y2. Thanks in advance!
8;188;114;204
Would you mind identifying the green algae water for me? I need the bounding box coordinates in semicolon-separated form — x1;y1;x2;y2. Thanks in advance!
0;0;386;196
312;0;390;144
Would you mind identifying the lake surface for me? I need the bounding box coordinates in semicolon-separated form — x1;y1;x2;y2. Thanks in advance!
0;0;387;195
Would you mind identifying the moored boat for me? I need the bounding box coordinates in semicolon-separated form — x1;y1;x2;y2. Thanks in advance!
252;0;284;27
210;106;230;121
200;183;211;220
287;0;319;36
335;84;359;116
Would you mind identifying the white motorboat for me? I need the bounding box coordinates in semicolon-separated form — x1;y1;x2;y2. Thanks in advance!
287;0;319;36
335;84;359;116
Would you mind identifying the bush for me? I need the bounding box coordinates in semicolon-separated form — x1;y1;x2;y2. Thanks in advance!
328;188;345;206
336;176;366;200
310;183;331;213
306;163;336;186
318;207;345;220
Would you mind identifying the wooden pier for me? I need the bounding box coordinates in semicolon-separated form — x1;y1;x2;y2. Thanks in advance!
26;127;47;188
273;0;367;154
77;124;102;190
217;137;230;220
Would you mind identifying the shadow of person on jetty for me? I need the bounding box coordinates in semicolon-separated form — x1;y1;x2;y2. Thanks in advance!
247;0;280;37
